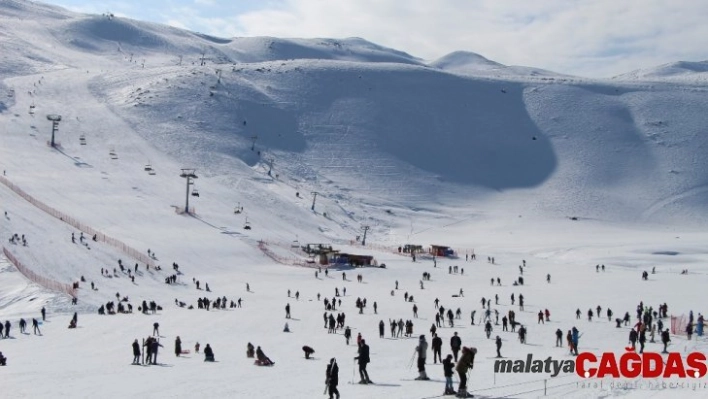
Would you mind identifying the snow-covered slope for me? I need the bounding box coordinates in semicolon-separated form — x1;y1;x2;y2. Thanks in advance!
614;61;708;83
1;1;708;398
430;51;568;80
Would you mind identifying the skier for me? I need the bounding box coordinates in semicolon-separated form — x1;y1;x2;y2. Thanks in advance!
41;307;46;321
153;322;159;336
285;303;291;319
150;337;163;364
414;335;430;380
450;332;461;361
204;344;215;362
379;320;385;338
132;339;141;364
495;336;502;357
485;320;493;339
661;329;671;353
518;325;527;344
355;339;372;384
32;318;40;335
455;347;476;398
443;354;455;395
326;358;340;399
555;329;563;347
144;337;154;364
247;342;255;358
344;326;352;345
571;327;580;355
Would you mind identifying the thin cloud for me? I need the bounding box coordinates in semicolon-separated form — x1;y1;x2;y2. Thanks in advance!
46;0;708;77
229;0;708;77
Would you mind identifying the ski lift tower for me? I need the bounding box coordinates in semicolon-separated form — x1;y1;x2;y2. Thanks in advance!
361;225;370;246
180;168;198;214
47;114;62;148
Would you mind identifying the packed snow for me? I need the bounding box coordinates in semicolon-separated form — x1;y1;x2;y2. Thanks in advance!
1;1;708;398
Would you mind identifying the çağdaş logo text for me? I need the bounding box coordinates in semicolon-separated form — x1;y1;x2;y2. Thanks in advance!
494;349;707;379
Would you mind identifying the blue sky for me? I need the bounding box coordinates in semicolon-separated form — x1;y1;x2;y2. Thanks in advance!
43;0;708;78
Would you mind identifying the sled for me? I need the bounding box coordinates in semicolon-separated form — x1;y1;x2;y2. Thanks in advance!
254;359;274;366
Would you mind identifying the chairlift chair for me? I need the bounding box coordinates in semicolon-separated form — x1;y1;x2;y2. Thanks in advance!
191;188;200;197
243;217;251;230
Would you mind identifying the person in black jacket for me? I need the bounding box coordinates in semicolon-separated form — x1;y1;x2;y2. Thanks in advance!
256;346;274;365
450;332;461;361
326;358;340;399
661;329;671;353
132;339;141;364
431;333;442;363
150;337;163;364
442;354;455;395
355;339;372;384
204;344;215;361
628;329;638;350
0;351;6;366
175;336;182;357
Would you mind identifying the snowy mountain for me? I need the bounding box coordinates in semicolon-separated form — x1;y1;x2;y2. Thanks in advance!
1;1;708;398
613;61;708;83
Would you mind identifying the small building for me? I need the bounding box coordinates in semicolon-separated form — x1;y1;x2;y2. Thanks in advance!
430;245;455;257
401;244;424;254
333;253;374;267
302;243;333;255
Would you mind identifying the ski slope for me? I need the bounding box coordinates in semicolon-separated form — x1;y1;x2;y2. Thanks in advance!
1;1;708;398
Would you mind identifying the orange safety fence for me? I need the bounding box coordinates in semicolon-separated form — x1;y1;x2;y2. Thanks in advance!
3;246;76;298
0;176;157;268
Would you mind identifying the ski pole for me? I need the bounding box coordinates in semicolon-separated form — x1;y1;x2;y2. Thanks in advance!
352;359;356;384
407;349;416;369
